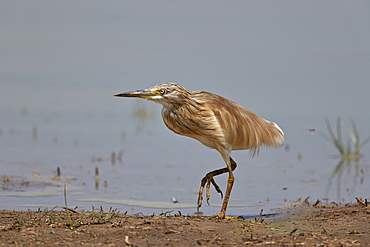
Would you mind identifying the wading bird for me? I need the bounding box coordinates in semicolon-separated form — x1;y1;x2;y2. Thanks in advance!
115;83;284;218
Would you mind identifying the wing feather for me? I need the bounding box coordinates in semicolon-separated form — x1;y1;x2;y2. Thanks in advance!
161;90;284;156
200;92;284;155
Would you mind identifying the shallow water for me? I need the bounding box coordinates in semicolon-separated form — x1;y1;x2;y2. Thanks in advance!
0;93;369;217
1;1;370;216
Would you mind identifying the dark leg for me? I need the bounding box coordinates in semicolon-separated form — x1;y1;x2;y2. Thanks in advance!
197;157;237;210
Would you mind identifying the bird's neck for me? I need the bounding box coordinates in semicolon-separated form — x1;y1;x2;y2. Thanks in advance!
160;95;201;116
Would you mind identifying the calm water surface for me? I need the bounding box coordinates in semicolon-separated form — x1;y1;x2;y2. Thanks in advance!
1;2;370;217
1;83;369;217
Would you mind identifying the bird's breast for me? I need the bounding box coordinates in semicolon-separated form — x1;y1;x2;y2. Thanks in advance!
161;106;225;150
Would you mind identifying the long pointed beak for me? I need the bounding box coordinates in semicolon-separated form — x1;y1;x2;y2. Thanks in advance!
114;89;158;98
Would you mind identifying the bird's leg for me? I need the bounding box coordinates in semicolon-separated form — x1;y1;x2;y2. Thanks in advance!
217;158;237;219
197;157;237;210
198;168;227;209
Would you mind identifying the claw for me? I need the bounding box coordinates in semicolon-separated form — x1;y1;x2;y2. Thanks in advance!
211;178;223;199
198;173;224;208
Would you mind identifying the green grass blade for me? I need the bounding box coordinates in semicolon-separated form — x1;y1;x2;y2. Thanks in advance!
323;117;345;155
336;117;342;144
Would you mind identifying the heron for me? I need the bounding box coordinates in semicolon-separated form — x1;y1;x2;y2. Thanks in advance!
115;82;284;219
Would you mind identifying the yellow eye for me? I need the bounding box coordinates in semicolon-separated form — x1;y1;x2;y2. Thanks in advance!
159;88;166;94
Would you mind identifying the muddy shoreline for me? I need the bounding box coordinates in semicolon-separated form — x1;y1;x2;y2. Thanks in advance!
0;200;369;246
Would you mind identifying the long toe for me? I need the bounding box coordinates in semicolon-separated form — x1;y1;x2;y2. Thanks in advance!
197;191;203;209
197;174;209;208
197;184;205;208
211;178;223;199
206;178;211;205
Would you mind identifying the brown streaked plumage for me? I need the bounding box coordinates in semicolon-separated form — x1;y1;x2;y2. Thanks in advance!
115;82;284;219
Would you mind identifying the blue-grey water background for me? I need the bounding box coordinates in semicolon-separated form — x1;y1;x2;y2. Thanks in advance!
1;1;370;216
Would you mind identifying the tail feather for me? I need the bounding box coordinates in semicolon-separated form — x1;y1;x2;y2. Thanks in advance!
271;122;284;147
249;121;284;156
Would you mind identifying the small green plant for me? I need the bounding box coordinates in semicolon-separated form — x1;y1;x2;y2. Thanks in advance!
64;184;82;228
322;117;370;159
13;216;24;230
159;210;173;216
89;206;120;224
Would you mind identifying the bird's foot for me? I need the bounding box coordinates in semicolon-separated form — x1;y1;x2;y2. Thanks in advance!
197;174;223;208
212;214;245;220
212;213;225;219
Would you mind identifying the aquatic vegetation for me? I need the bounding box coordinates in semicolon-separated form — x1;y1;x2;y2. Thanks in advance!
64;184;76;227
63;184;121;228
322;117;370;201
322;117;370;159
326;158;363;202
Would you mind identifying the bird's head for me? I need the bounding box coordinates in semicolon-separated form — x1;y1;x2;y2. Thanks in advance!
115;82;191;108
